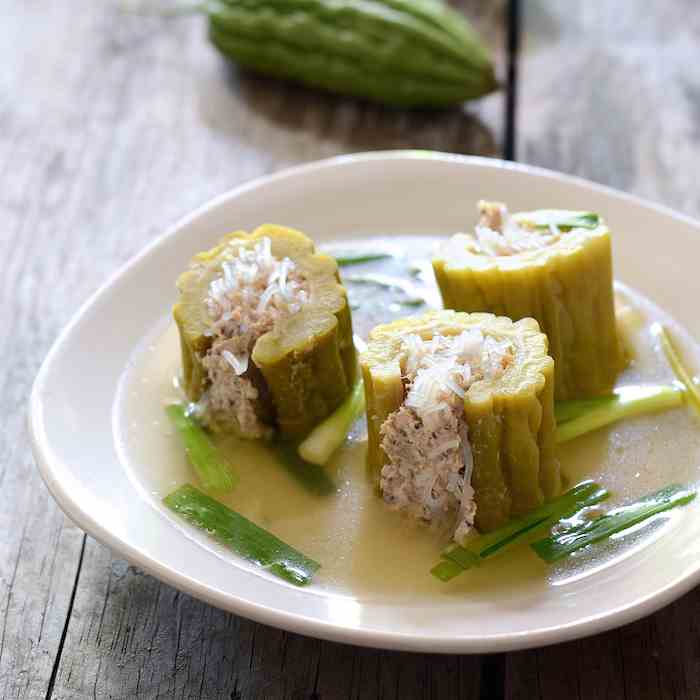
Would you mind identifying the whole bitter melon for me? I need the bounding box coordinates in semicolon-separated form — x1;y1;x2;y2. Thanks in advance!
206;0;498;107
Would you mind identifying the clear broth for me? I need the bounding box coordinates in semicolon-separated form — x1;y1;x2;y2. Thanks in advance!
115;236;700;601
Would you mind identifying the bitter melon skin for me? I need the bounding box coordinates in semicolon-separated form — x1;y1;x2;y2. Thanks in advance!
207;0;498;108
174;224;356;439
433;212;622;400
360;310;560;531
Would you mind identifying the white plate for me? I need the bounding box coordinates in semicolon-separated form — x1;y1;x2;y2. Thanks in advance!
30;152;700;653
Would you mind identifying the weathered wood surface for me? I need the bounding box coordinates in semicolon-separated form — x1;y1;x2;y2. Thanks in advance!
4;1;504;698
505;3;700;699
14;1;700;698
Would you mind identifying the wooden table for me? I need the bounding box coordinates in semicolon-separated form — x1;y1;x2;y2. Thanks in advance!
5;1;700;697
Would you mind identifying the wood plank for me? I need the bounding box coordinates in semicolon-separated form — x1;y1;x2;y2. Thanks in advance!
13;1;507;698
55;542;483;699
507;2;700;699
0;3;103;697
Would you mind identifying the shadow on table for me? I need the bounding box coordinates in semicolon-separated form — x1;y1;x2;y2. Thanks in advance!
198;63;498;163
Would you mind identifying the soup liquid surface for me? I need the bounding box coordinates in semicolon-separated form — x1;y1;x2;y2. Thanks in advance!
115;236;700;601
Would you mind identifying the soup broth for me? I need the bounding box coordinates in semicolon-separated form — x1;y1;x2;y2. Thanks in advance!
115;236;700;600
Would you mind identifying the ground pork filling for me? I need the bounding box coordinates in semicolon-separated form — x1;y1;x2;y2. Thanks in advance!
443;200;563;259
379;330;514;543
194;237;309;435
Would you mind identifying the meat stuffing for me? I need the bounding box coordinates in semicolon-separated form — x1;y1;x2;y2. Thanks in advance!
379;330;514;542
195;236;309;434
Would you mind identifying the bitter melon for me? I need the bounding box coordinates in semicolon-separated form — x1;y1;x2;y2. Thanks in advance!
360;310;560;532
174;224;356;439
433;204;623;400
206;0;498;107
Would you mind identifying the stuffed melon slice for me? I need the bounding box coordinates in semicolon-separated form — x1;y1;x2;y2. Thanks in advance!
360;309;559;535
174;225;356;439
433;202;623;400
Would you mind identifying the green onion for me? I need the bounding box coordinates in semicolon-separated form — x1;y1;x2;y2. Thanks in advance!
455;481;608;558
531;484;696;563
334;252;394;267
164;484;320;586
408;260;433;279
343;273;426;305
438;545;481;573
271;443;337;496
555;396;617;424
516;210;600;231
653;323;700;417
555;384;684;443
165;404;237;493
353;335;368;354
430;557;475;582
433;481;609;581
299;380;365;466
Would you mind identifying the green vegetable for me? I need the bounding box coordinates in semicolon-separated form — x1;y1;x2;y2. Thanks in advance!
513;210;600;231
555;384;684;443
165;404;237;493
433;205;621;400
334;252;394;267
344;273;426;305
206;0;497;108
174;225;356;439
531;484;696;563
362;311;560;532
555;395;616;424
271;443;337;496
299;380;366;465
653;323;700;416
433;481;609;581
430;555;477;582
164;484;321;585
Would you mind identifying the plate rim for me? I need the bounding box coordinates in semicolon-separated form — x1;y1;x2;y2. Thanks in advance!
29;150;700;653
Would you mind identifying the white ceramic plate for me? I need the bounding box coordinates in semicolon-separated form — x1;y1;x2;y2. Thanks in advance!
30;152;700;653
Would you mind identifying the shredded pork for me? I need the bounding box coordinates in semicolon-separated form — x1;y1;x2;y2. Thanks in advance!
380;330;514;542
195;237;309;434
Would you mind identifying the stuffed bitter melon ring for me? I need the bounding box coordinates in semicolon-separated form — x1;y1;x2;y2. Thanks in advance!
174;225;356;439
433;202;622;400
360;310;560;537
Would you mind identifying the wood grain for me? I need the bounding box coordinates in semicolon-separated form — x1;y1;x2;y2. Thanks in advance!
506;3;700;699
53;544;482;699
1;0;505;697
516;1;700;214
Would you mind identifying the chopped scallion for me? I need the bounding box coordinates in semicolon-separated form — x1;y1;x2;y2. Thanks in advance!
555;384;684;443
399;298;426;308
164;484;320;586
433;481;609;581
299;380;366;466
517;210;600;231
165;404;237;493
343;273;426;306
653;323;700;417
430;558;475;582
555;396;617;424
531;484;696;563
334;252;393;267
